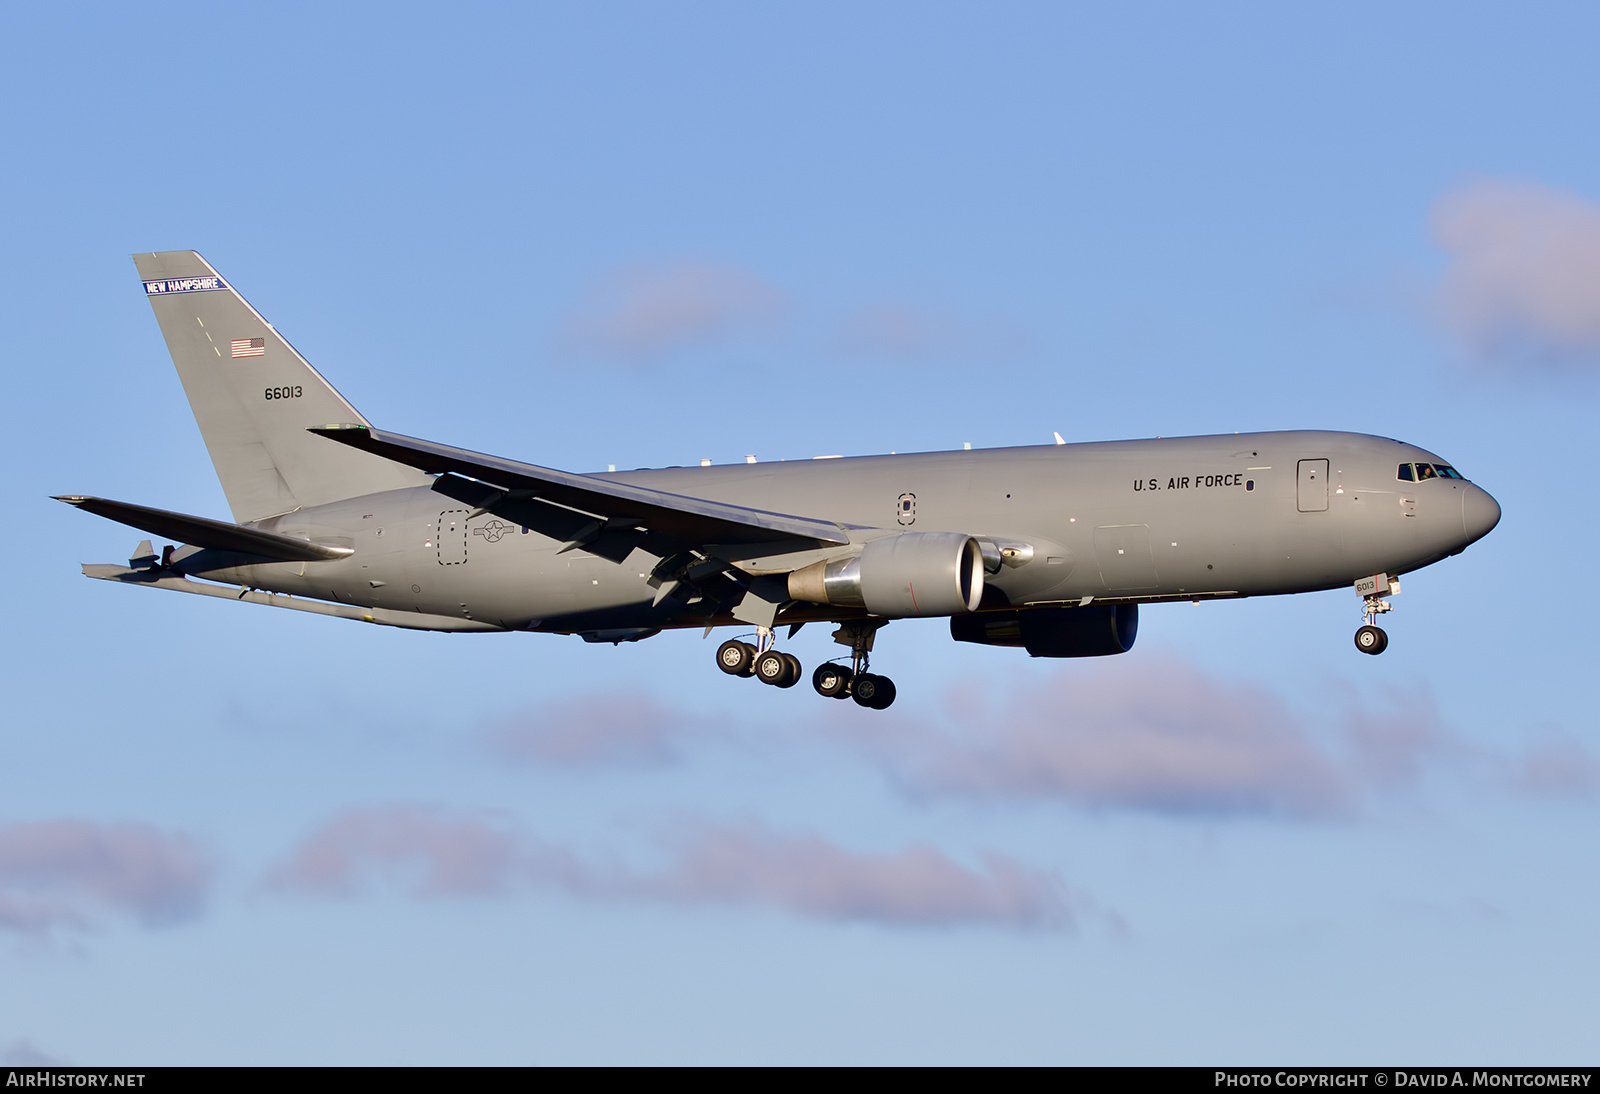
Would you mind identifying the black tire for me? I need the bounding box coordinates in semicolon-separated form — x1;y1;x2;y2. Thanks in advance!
776;653;802;688
852;673;881;707
716;639;753;676
813;663;853;698
755;650;789;685
1355;625;1388;655
869;675;896;710
736;642;757;676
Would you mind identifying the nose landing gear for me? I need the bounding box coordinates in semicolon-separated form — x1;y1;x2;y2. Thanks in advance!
1353;573;1399;656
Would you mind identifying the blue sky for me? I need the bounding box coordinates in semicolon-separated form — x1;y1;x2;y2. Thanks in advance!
2;2;1597;1064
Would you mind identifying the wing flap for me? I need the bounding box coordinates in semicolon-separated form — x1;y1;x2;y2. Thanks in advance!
309;425;851;549
54;496;354;563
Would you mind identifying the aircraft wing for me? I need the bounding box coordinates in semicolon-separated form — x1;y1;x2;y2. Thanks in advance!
53;496;354;562
309;425;852;551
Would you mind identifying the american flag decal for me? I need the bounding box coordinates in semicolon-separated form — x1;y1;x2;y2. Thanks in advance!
231;337;265;358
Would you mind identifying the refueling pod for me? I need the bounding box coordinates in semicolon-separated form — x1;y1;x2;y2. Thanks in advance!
788;532;984;618
950;603;1139;657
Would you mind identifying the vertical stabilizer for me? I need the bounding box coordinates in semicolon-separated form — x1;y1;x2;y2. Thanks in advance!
133;251;429;521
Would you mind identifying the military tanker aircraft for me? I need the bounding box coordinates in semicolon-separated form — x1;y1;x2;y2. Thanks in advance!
57;252;1502;710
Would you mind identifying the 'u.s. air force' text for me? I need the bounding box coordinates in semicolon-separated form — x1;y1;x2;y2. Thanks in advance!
1133;473;1246;492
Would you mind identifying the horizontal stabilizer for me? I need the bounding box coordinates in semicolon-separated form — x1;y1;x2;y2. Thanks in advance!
81;565;502;632
309;425;851;549
54;496;353;562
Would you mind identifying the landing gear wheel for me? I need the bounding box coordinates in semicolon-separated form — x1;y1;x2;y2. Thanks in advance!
776;653;802;688
756;650;794;686
716;639;754;676
1355;625;1388;655
870;675;895;709
851;673;896;709
813;662;853;698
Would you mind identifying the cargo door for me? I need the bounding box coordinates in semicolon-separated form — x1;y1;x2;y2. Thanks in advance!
1297;459;1329;512
1094;524;1159;591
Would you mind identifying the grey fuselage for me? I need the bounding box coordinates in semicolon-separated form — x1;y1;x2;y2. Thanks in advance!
165;429;1501;637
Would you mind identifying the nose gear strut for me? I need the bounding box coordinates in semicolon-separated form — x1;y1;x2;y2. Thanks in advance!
1353;573;1399;655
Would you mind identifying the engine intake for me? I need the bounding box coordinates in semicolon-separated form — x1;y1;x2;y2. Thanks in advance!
788;533;984;618
950;604;1138;657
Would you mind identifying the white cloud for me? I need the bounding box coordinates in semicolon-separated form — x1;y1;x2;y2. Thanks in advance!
1432;180;1600;365
834;301;1032;364
558;260;785;362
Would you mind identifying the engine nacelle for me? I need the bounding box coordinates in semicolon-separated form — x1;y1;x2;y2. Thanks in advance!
788;533;984;618
949;604;1138;657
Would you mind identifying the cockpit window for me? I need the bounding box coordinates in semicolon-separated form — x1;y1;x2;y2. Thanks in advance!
1399;462;1467;482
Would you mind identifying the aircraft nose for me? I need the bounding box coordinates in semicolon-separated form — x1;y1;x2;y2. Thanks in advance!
1462;483;1502;544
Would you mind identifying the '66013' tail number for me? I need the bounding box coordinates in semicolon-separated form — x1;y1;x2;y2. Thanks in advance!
265;386;303;400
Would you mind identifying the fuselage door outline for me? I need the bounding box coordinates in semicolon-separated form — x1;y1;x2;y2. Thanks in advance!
1297;459;1329;513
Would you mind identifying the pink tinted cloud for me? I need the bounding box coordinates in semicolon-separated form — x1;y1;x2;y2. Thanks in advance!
484;691;704;768
835;302;1031;363
0;821;211;934
266;805;527;898
269;806;1079;930
638;822;1076;930
1337;685;1453;789
559;260;785;362
862;655;1354;817
1432;180;1600;364
2;1040;64;1066
847;656;1591;816
837;303;965;360
1507;734;1600;798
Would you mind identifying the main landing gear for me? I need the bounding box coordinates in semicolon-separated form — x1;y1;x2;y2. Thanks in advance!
1353;574;1399;656
716;630;801;688
716;632;800;687
712;619;896;709
816;619;896;710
